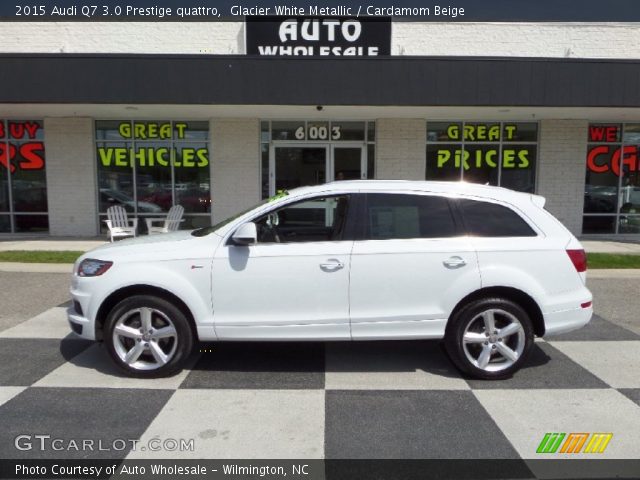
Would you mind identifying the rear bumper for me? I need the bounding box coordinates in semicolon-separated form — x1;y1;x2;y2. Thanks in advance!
543;305;593;336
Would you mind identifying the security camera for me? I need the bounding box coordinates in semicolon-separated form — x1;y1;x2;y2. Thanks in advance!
316;105;323;111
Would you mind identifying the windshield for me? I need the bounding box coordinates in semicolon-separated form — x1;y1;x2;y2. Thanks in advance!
191;190;290;237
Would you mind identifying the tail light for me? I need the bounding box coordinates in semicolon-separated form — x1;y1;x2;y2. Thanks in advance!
566;249;587;273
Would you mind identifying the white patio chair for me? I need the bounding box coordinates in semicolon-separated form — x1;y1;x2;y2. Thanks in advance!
105;205;138;242
145;205;185;235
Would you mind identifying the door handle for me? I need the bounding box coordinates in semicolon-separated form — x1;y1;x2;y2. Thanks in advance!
443;256;466;268
320;259;345;271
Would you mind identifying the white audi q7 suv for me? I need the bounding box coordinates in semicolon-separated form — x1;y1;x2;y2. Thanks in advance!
68;181;592;380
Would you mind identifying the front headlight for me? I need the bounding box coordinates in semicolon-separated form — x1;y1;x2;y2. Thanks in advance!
77;258;113;277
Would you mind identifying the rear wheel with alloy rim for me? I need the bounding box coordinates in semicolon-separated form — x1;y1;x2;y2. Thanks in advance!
445;297;534;380
104;295;193;378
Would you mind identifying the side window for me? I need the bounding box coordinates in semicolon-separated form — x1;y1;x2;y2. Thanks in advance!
254;195;350;243
364;193;457;240
458;199;537;237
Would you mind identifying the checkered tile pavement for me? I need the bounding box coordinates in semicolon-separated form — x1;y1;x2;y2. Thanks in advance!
0;304;639;462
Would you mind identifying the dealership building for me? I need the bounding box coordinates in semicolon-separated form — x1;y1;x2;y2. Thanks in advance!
1;17;640;237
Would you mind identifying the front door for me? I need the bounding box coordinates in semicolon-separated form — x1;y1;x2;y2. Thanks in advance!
269;144;367;195
211;194;354;340
271;146;328;195
332;145;366;181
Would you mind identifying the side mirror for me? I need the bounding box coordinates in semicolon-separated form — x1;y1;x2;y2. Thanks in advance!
231;222;257;246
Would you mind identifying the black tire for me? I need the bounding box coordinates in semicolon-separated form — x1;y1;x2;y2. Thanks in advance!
444;297;534;380
104;295;194;378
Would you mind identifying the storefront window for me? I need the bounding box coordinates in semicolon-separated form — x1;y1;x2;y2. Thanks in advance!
425;122;538;193
96;121;210;231
0;120;48;233
584;123;640;234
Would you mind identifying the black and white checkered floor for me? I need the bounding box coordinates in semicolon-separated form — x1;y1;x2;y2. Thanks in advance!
1;304;639;462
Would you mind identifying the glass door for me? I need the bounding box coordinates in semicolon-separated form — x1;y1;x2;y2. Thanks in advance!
332;145;366;181
271;145;328;196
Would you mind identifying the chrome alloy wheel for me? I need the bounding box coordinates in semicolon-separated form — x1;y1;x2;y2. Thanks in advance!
462;308;525;372
112;307;178;371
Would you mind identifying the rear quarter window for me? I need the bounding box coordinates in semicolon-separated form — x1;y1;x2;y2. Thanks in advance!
458;199;537;237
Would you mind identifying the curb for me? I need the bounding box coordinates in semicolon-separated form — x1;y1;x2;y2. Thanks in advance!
0;262;74;273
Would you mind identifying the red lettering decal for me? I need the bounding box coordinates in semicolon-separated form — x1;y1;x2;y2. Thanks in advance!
605;127;619;142
589;126;619;142
612;147;622;176
0;143;17;173
587;146;611;173
8;122;25;140
621;145;638;174
19;142;45;170
24;122;39;140
0;122;4;139
589;127;606;142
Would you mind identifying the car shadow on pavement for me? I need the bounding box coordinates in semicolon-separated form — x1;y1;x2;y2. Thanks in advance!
192;340;462;378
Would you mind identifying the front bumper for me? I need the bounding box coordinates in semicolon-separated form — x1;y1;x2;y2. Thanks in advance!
68;285;97;340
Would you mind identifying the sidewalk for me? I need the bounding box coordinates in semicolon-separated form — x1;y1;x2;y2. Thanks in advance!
581;240;640;254
0;238;106;252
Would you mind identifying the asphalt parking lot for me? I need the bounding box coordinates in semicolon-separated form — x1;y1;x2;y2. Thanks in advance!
0;271;639;477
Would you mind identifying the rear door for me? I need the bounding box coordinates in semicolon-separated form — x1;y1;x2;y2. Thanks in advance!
349;192;481;339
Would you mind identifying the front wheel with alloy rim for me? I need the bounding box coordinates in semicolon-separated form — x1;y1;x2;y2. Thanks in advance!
444;297;534;380
104;295;194;378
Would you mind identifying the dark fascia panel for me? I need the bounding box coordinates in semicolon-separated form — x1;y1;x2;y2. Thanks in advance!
1;54;640;107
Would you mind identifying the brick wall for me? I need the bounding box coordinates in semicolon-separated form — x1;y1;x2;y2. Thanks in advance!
43;117;98;236
537;119;588;235
210;119;261;223
2;22;639;59
393;23;640;58
375;119;426;180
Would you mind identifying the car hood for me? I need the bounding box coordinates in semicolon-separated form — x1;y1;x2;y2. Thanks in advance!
84;230;222;262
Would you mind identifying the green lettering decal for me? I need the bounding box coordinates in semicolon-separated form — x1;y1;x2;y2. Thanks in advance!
437;149;451;167
503;150;516;168
462;149;470;170
147;123;158;139
518;149;530;168
118;123;131;139
114;148;129;167
160;123;172;139
156;148;169;167
196;148;209;167
134;123;146;140
182;148;196;168
486;149;497;167
175;123;187;139
488;125;501;141
133;148;148;167
98;148;113;166
504;124;517;140
446;124;459;141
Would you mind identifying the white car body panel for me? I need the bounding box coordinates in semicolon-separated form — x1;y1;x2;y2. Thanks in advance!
212;240;352;339
68;180;592;346
349;236;481;339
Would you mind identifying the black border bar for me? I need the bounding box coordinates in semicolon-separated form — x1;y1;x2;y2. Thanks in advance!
3;0;640;22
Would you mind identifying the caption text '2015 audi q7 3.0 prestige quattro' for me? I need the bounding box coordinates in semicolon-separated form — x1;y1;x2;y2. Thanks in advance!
68;181;592;380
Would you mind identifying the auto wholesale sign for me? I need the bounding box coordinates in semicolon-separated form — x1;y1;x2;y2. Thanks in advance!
246;17;391;56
